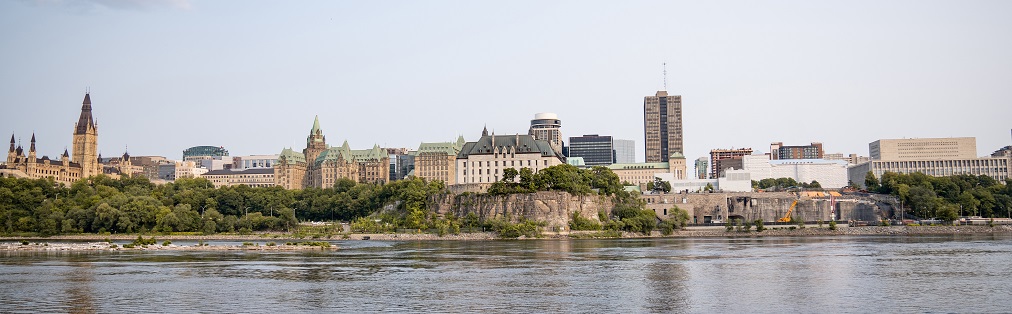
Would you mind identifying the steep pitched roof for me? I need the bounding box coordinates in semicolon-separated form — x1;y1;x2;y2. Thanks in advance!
278;148;306;164
311;115;321;134
315;142;387;165
417;141;462;155
75;93;96;134
457;134;564;160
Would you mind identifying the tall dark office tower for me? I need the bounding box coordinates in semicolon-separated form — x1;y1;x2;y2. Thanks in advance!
643;91;682;163
568;134;615;166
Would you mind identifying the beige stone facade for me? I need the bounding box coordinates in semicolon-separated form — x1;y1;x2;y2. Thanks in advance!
456;129;565;185
274;116;390;189
2;93;103;185
870;137;976;161
203;168;275;188
413;137;465;185
643;91;683;163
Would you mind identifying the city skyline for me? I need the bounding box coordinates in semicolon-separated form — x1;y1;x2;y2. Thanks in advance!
2;1;1011;162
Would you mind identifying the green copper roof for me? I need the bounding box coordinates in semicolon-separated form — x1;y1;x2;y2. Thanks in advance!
417;141;462;155
315;142;386;165
311;115;321;134
278;148;306;164
567;157;586;166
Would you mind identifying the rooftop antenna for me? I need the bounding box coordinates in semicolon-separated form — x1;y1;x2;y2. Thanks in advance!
662;62;668;91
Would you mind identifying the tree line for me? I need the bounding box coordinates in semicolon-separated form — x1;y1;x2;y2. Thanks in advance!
0;175;444;236
864;171;1012;220
1;164;692;237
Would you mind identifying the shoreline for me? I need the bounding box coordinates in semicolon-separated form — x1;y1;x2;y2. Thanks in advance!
1;225;1010;246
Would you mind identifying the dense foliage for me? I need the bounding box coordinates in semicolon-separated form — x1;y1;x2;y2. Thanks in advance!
0;175;445;236
866;171;1012;221
487;165;624;196
752;178;821;191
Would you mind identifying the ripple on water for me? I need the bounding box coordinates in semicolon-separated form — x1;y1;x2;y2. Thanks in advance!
2;235;1012;313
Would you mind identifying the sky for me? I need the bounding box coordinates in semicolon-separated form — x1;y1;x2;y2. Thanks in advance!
2;0;1011;163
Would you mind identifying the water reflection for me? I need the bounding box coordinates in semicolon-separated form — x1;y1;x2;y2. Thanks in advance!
2;235;1012;313
65;262;95;314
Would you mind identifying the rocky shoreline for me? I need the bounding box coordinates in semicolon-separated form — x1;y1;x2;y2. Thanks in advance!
662;225;1012;238
2;225;1009;252
0;241;336;252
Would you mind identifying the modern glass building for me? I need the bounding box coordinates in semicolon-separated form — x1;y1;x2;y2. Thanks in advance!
613;139;636;164
182;146;228;161
568;134;614;166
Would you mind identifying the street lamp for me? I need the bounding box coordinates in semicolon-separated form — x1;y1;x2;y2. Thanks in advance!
243;206;251;228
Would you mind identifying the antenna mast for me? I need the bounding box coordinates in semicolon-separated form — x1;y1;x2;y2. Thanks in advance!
662;62;667;91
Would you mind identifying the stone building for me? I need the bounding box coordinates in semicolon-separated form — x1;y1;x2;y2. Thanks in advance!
456;127;566;185
2;93;104;185
607;153;687;190
203;168;275;188
274;116;390;189
413;137;465;185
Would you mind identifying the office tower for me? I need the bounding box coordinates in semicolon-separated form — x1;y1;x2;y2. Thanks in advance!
643;91;682;163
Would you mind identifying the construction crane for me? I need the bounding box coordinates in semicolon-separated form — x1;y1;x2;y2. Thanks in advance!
778;200;799;222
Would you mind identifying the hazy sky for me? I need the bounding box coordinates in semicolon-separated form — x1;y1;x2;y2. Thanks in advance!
2;0;1010;163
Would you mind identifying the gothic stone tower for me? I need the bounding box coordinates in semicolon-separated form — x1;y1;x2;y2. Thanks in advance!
72;93;100;178
303;115;328;188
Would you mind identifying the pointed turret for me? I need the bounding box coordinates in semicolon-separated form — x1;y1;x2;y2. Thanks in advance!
311;115;321;134
482;125;488;137
76;93;96;135
29;133;35;152
63;148;69;158
8;133;14;152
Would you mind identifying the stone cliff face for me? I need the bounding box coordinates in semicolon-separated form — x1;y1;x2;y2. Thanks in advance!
429;191;893;228
429;191;613;230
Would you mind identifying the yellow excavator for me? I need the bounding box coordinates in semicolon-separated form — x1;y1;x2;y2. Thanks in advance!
778;200;799;222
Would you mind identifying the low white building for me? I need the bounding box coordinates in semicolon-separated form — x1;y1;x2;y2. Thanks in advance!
731;154;848;188
232;154;279;170
655;172;753;193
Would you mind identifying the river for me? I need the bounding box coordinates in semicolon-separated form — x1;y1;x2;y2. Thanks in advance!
2;234;1011;313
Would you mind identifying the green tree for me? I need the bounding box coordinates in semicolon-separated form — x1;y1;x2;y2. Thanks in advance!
958;191;981;217
864;171;880;190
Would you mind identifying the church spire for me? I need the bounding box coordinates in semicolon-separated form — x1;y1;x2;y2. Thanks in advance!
29;133;35;152
311;115;321;134
8;133;14;152
75;93;96;135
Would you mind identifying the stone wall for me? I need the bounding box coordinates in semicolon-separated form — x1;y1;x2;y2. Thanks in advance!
640;191;891;223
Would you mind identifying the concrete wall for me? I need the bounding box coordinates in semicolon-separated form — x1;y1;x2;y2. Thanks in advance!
642;192;889;223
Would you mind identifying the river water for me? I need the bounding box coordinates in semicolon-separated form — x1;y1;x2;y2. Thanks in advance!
2;235;1011;313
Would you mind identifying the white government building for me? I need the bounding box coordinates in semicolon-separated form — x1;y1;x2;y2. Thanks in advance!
655;154;848;192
